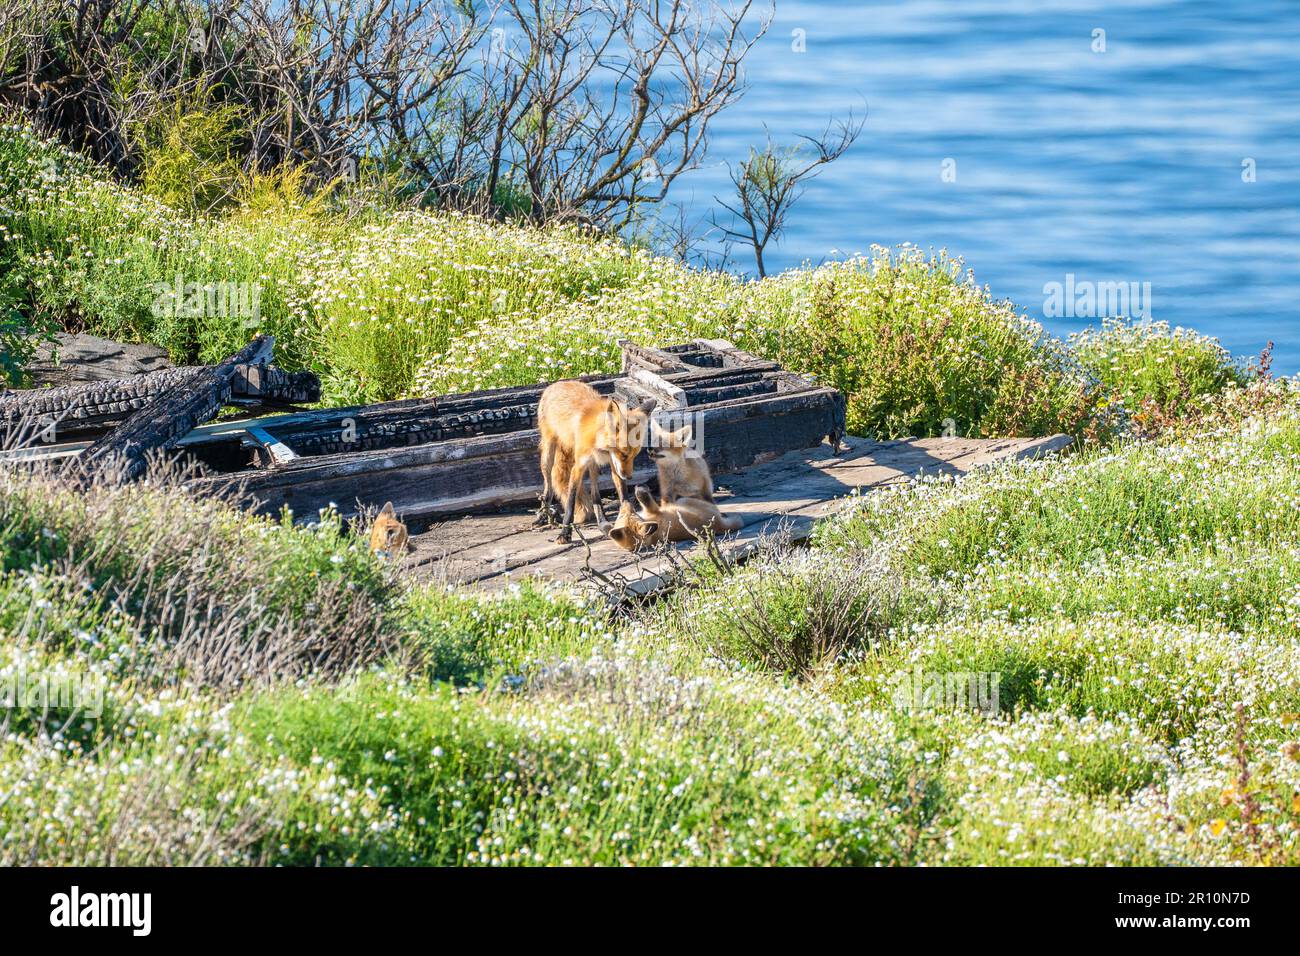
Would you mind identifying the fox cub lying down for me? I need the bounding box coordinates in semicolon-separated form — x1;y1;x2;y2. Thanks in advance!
607;486;743;551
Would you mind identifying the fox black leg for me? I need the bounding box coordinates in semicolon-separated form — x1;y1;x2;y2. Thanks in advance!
556;465;581;543
533;495;557;527
535;436;557;526
586;463;612;530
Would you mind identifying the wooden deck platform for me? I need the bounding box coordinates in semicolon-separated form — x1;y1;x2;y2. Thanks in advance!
406;432;1073;595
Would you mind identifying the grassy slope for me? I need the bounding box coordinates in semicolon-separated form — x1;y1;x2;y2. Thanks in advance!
1;122;1285;867
4;384;1299;865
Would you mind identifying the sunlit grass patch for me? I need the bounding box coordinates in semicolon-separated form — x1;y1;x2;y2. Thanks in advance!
237;659;925;866
830;617;1300;749
399;581;614;686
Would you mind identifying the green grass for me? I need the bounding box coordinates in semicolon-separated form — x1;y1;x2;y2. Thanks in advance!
1071;318;1249;434
1;122;1244;439
4;383;1299;865
2;122;1294;867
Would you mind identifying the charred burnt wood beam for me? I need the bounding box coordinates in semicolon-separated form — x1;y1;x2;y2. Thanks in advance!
189;384;847;523
0;359;320;443
691;339;773;369
9;367;824;470
162;368;817;463
619;368;688;410
76;337;275;485
233;368;786;455
192;372;615;442
172;374;634;455
229;366;322;405
1;366;200;443
620;340;692;374
620;339;778;376
176;366;764;455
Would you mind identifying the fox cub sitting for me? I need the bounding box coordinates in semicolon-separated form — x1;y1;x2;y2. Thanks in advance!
649;421;713;503
607;485;742;551
537;379;656;543
369;501;409;557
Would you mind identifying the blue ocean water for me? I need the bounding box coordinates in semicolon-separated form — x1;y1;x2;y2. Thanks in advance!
673;0;1300;372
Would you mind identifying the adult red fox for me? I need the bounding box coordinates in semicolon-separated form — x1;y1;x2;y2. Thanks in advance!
649;420;713;503
537;381;656;543
606;486;743;551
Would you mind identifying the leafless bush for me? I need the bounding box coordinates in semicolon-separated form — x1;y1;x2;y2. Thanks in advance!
2;0;770;227
233;0;483;182
467;0;769;226
0;745;274;866
714;112;865;277
700;548;897;678
0;447;402;693
0;1;242;174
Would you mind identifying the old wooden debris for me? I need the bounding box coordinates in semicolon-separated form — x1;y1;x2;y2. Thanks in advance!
26;332;172;387
183;340;846;524
77;336;276;484
408;433;1075;595
0;356;320;443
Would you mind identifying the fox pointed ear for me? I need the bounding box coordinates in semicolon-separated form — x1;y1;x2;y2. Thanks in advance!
641;521;659;539
379;501;395;517
609;526;630;546
675;424;693;444
636;398;657;415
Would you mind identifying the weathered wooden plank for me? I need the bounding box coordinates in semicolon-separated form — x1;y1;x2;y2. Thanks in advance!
620;341;691;374
689;339;771;368
432;433;1071;592
626;368;689;410
77;336;275;484
182;377;845;526
1;367;200;439
588;436;1073;593
245;425;299;465
228;365;321;404
24;332;172;387
414;439;895;586
480;442;935;588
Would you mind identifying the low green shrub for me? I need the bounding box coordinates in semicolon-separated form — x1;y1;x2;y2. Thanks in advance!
1071;318;1247;435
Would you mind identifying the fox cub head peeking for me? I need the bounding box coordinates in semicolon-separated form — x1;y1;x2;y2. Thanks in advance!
369;501;409;557
649;420;713;503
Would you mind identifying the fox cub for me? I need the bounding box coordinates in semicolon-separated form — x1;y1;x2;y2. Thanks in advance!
369;501;409;557
537;380;656;543
606;485;743;551
649;420;713;503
